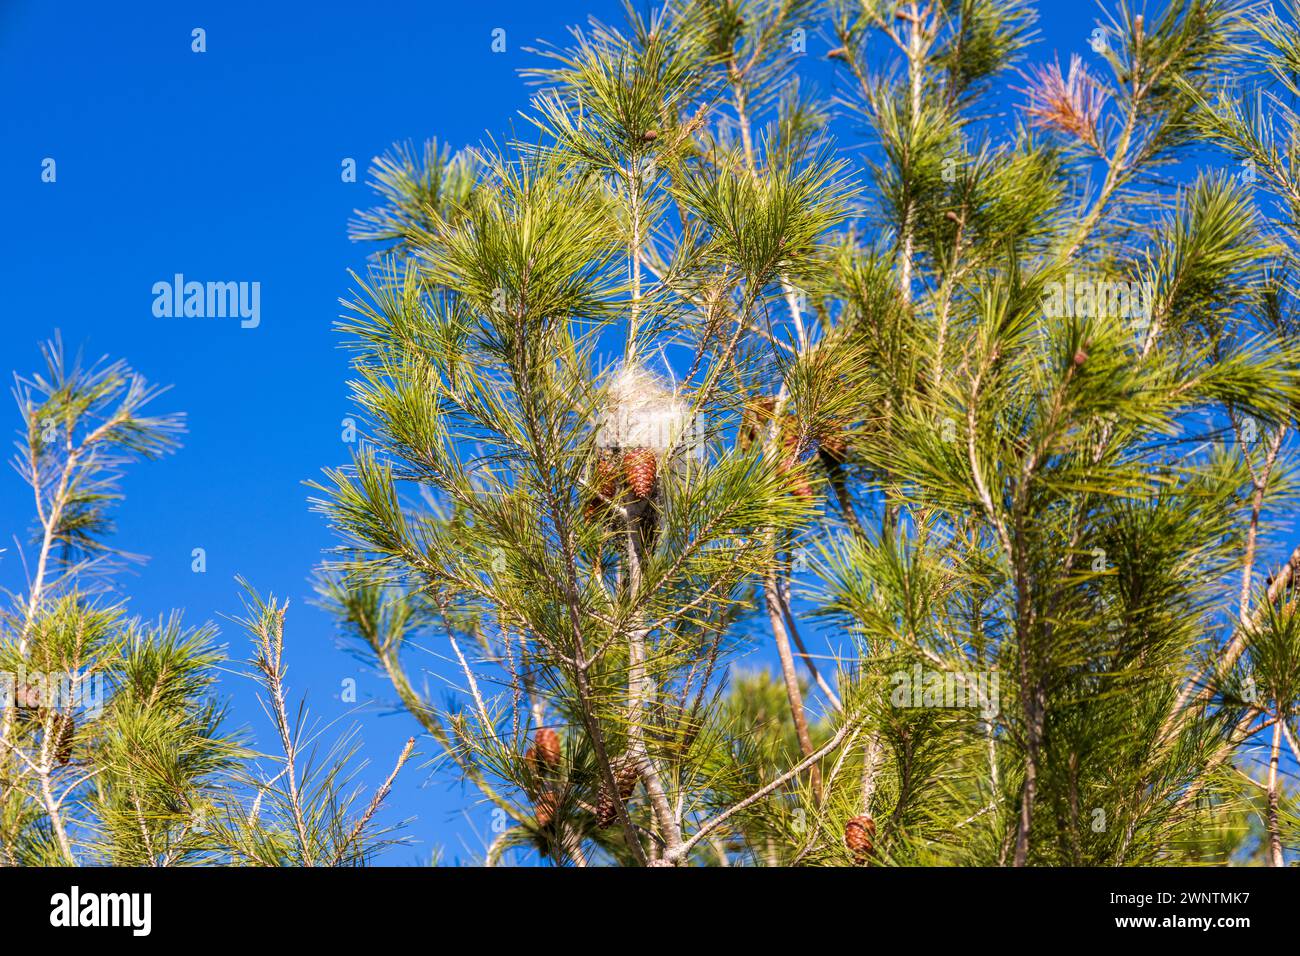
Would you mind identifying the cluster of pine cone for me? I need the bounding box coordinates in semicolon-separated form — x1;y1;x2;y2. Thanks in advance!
585;448;658;520
738;397;851;502
524;728;641;832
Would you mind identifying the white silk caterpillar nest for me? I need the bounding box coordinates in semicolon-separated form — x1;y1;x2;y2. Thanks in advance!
593;364;699;507
598;365;693;453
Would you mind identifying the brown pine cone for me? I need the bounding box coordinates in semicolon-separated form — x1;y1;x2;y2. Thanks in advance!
533;790;560;829
622;448;657;499
844;815;876;861
595;793;619;828
618;761;639;799
53;713;75;766
596;452;620;498
534;728;561;771
585;452;622;520
596;758;641;828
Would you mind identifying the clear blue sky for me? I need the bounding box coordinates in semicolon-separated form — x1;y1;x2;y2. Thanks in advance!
1;1;1132;864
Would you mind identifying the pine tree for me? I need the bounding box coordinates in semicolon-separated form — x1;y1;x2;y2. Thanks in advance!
319;0;1300;867
0;339;412;865
1178;0;1300;865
